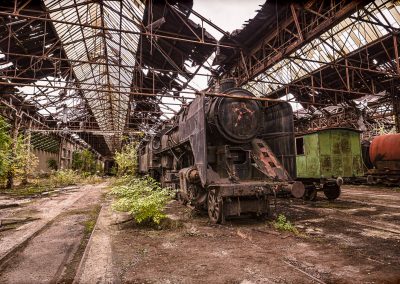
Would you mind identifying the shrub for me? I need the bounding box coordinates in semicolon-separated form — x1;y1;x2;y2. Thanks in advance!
72;149;97;174
72;151;84;170
273;214;299;234
114;142;138;176
110;176;172;225
49;169;79;187
83;174;103;184
12;135;39;177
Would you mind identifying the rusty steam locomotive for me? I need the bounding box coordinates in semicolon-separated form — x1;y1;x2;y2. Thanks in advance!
138;80;305;223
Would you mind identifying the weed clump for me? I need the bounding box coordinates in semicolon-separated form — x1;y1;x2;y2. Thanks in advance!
43;169;103;188
49;169;79;187
273;214;299;234
110;176;172;225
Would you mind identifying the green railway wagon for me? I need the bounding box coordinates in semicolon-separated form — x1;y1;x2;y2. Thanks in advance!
295;128;363;200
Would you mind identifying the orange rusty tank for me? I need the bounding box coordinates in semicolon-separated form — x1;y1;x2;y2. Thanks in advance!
369;134;400;165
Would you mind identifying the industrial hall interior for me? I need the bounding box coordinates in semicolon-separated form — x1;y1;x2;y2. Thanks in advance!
0;0;400;283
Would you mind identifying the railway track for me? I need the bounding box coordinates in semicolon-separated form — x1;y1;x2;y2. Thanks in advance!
292;204;400;235
287;187;400;239
0;184;105;283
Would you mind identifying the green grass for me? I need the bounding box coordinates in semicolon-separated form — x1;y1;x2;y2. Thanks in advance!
1;184;49;197
0;170;104;197
83;219;96;234
82;204;101;234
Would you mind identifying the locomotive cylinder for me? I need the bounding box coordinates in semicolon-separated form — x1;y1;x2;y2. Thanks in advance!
369;134;400;165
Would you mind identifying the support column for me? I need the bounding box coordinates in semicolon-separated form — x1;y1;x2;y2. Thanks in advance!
393;34;400;133
6;114;21;189
394;94;400;133
58;137;63;170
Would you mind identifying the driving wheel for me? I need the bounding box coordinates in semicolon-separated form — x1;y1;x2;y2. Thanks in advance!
207;188;223;223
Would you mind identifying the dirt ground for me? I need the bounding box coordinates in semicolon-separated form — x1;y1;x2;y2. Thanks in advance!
107;185;400;284
1;184;400;283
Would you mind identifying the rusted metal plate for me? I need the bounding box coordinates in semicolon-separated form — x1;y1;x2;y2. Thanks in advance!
206;88;261;144
178;95;207;186
290;181;306;199
261;102;296;179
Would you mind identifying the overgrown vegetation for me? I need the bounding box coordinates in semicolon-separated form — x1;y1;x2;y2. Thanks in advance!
3;169;103;196
273;214;299;234
110;142;172;225
72;149;100;174
49;169;80;187
47;158;58;171
114;142;138;176
110;176;173;225
0;117;11;184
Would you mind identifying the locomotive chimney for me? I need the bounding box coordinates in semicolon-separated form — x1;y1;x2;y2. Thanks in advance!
219;78;236;92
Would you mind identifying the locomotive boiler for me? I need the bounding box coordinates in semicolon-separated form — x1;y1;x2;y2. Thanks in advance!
138;80;305;223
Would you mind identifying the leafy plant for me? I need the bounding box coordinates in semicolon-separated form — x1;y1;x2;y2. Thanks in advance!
49;169;79;187
0;120;38;187
110;176;172;225
72;151;84;170
83;174;103;184
273;214;299;234
114;142;138;176
12;135;39;178
72;149;98;174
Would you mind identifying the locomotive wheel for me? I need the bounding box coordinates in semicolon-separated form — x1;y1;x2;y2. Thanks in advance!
323;183;341;200
207;189;223;223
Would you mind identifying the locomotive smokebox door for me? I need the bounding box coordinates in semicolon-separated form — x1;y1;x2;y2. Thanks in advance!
218;98;260;142
207;88;261;144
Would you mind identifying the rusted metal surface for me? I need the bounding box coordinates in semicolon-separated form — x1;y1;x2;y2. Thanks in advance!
369;134;400;164
251;138;290;181
262;102;297;179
